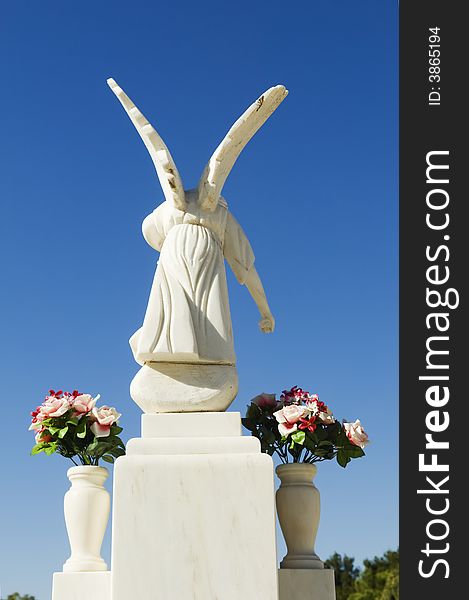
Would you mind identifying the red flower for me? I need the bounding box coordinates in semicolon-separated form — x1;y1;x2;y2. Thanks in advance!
298;416;317;433
280;386;311;405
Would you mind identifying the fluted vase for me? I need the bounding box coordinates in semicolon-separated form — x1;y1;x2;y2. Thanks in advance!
276;463;324;569
62;466;110;572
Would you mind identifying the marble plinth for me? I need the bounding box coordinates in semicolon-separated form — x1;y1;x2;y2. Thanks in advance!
141;411;241;437
111;412;278;600
278;569;336;600
52;572;111;600
130;363;238;413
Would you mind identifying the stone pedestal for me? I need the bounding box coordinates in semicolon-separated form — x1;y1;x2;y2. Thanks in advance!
52;572;111;600
110;412;279;600
278;569;336;600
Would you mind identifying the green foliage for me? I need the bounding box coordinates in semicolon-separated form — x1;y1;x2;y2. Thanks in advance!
324;552;360;600
242;399;366;467
349;550;399;600
326;549;399;600
6;594;37;600
242;401;284;457
31;415;125;466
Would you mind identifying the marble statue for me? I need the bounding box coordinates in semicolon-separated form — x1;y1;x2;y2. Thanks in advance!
108;79;287;412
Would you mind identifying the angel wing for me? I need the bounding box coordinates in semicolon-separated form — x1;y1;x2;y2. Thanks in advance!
107;78;186;211
198;85;288;211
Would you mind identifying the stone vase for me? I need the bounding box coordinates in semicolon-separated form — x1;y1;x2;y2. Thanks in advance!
276;463;324;569
63;466;110;573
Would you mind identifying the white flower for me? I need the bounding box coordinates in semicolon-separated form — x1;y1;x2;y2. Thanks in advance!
91;405;121;438
38;396;71;419
274;404;308;437
317;406;335;425
73;394;99;414
344;419;369;449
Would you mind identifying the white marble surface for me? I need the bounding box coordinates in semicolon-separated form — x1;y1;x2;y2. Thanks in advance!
198;85;288;212
141;411;242;437
111;413;279;599
62;466;109;573
278;569;336;600
130;363;238;414
127;435;260;455
52;572;111;600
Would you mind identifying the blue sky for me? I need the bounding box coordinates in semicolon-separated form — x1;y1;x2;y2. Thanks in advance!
0;1;397;598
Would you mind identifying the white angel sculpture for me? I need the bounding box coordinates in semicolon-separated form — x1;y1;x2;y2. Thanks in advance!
108;79;287;412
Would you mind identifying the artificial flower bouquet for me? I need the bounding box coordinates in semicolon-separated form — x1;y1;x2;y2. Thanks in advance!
242;386;369;467
30;389;125;466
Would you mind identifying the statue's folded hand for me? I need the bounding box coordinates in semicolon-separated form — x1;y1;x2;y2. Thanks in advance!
259;315;275;334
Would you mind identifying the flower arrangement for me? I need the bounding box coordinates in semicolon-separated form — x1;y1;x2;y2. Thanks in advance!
242;386;369;467
29;389;125;466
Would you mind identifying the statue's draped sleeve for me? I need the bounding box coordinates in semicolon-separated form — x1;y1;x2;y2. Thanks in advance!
223;211;255;285
142;206;166;251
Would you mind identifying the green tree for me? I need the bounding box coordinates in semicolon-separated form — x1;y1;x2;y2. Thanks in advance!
325;548;399;600
324;552;360;600
349;549;399;600
6;594;36;600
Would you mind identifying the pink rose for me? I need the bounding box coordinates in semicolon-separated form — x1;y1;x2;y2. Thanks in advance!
252;393;278;409
274;404;308;437
39;395;71;419
91;405;121;438
73;393;98;414
344;419;369;449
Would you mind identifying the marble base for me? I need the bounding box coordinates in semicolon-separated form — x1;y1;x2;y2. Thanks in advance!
130;362;238;413
52;572;111;600
111;412;278;600
278;569;336;600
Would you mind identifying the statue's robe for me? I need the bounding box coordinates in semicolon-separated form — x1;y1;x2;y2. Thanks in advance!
130;197;254;366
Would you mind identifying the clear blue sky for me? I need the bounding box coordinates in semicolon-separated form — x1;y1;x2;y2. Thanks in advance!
0;1;397;598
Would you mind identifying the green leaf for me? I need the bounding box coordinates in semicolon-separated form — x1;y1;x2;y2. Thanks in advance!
76;420;87;439
110;425;123;436
87;439;99;452
47;426;61;435
313;449;328;457
102;455;115;464
304;430;321;450
108;447;126;458
315;427;327;442
44;444;58;456
337;449;351;468
241;418;256;432
347;445;365;459
246;403;262;420
291;431;306;445
31;443;46;455
58;426;69;439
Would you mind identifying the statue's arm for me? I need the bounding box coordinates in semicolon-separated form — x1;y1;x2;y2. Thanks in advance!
224;211;275;333
243;266;275;333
